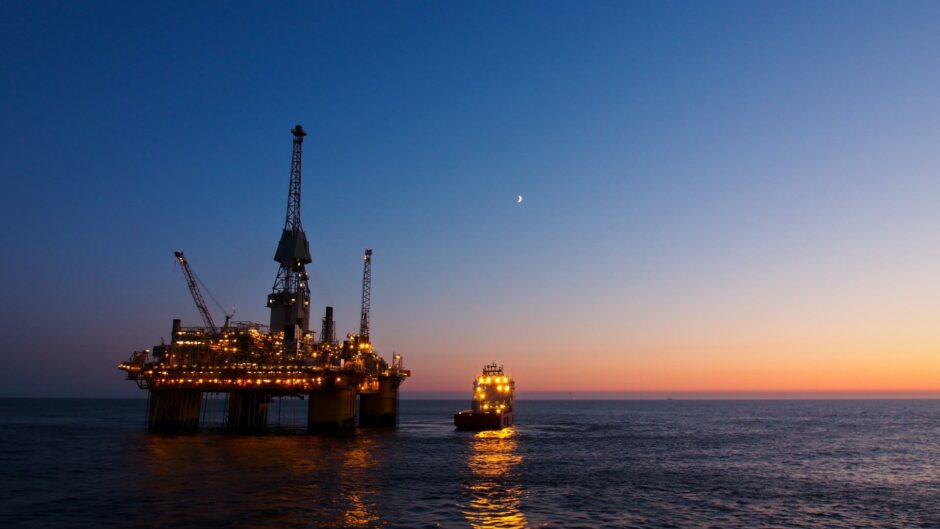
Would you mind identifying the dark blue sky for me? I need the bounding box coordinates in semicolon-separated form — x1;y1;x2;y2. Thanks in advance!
3;1;940;397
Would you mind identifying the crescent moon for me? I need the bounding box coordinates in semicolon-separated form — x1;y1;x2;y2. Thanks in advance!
517;195;523;204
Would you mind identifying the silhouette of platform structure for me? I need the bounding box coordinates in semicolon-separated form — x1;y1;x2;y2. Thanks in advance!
119;125;409;432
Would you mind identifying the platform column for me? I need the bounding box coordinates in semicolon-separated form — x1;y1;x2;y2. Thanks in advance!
308;388;357;431
226;392;270;430
359;378;400;427
147;390;203;431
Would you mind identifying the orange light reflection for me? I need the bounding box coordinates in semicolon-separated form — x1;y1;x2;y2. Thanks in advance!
463;428;528;529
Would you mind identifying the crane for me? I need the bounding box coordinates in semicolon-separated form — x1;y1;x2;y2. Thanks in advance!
174;250;233;338
359;248;372;343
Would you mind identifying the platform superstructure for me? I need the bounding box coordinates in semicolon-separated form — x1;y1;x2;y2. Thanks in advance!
119;125;409;432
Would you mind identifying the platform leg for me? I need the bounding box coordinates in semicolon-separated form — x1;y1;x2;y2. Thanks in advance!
227;392;270;431
308;388;357;431
148;390;203;432
359;378;400;427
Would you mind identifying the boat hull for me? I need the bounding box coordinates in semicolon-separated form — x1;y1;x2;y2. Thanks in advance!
454;410;513;431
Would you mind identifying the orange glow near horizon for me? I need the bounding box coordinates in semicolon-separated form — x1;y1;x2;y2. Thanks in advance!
378;212;940;398
399;337;940;395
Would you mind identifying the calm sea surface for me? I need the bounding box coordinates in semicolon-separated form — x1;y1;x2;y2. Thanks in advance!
1;399;939;528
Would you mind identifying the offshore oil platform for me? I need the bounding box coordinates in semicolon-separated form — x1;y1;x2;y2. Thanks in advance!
119;125;409;432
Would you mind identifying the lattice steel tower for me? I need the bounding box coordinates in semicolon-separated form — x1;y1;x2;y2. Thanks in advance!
267;125;312;344
359;248;372;343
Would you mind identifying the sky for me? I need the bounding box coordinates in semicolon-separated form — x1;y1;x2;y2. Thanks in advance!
2;1;940;398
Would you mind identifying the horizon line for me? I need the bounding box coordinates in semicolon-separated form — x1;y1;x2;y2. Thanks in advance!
5;390;940;400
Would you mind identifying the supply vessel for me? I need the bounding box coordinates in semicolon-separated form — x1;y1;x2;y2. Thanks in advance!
454;363;514;430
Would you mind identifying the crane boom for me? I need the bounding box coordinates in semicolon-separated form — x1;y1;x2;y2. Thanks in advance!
174;250;218;336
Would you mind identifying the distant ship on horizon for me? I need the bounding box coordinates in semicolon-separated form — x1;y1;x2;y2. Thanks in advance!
454;363;514;431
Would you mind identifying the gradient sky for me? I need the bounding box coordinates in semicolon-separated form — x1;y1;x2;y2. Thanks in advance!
2;1;940;397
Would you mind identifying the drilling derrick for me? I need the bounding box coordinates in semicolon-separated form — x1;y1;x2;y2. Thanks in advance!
268;125;312;345
359;248;372;343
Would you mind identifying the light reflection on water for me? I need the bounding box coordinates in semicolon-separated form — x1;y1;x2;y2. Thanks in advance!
5;400;940;528
340;436;381;528
140;432;387;528
463;428;529;529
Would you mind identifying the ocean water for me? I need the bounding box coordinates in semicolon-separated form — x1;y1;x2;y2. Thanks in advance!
1;399;939;528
